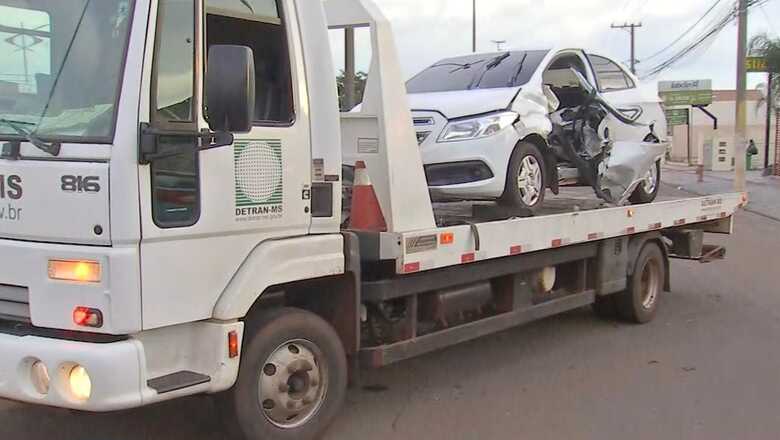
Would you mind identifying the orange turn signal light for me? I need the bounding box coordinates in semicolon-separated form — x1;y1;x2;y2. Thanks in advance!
48;260;101;283
440;232;454;245
228;331;239;358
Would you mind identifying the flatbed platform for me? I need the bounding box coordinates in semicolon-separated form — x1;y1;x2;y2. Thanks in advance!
391;190;746;275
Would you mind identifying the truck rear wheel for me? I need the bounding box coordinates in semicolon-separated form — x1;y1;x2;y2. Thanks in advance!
217;307;347;440
615;243;665;324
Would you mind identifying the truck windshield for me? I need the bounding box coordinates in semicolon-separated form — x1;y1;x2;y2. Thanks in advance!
0;0;134;144
406;50;549;94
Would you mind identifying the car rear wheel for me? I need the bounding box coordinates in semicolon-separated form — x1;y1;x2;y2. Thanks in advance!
500;142;546;212
629;160;660;204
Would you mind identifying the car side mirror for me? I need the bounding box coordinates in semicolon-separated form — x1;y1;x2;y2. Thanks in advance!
206;45;255;133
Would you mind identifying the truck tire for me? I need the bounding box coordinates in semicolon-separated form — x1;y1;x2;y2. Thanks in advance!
500;142;546;212
217;307;347;440
615;243;665;323
628;160;661;204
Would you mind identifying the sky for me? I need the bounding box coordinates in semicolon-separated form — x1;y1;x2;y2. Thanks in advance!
330;0;780;90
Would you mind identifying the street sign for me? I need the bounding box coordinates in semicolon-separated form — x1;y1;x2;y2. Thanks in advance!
665;108;689;126
746;56;768;73
659;79;713;106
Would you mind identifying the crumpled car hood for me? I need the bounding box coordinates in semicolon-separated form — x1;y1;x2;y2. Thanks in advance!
407;87;521;119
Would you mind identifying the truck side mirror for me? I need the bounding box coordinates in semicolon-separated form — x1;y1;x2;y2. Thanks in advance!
206;45;255;133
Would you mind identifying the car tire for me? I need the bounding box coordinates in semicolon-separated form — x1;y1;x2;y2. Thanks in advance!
216;307;347;440
615;243;665;324
628;160;660;204
500;142;546;212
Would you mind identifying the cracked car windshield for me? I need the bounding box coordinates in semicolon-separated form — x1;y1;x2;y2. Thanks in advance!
406;50;549;93
0;0;133;142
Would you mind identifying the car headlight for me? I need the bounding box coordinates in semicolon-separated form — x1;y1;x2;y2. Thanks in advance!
438;112;518;143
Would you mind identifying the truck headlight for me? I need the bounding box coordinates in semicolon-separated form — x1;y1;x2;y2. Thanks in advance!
438;112;518;143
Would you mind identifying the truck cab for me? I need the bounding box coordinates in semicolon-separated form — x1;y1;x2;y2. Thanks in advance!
0;1;742;440
1;0;354;409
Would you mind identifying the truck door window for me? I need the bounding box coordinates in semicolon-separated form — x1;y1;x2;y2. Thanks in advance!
205;0;294;124
150;0;200;227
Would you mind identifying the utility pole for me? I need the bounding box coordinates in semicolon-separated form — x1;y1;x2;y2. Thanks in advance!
763;72;773;170
472;0;476;52
734;0;748;192
344;27;356;111
611;22;642;74
491;40;506;51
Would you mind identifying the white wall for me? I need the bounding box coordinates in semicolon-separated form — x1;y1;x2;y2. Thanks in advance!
669;99;777;169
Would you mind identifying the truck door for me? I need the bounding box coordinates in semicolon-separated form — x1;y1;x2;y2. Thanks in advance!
138;0;312;329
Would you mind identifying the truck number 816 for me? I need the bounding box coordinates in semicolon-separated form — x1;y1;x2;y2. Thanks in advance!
61;175;101;193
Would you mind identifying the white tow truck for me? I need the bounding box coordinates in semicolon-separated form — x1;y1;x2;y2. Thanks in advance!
0;0;744;439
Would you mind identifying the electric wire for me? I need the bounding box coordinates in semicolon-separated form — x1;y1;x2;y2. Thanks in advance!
640;0;772;78
641;0;725;63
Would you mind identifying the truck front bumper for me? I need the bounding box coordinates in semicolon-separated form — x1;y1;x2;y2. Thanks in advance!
0;320;243;412
0;330;145;411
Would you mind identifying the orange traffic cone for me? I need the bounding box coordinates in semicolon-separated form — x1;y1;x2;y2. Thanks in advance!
349;161;388;232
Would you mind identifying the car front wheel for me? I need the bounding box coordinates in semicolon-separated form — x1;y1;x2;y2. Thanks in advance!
501;142;546;212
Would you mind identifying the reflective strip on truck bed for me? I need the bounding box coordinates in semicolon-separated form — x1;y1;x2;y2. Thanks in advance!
398;193;745;274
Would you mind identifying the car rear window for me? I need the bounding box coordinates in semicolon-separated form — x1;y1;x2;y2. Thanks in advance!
406;50;549;94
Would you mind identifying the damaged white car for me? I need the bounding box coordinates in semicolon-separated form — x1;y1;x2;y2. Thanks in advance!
407;49;668;211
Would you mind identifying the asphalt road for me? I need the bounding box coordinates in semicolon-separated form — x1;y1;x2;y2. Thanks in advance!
3;189;779;440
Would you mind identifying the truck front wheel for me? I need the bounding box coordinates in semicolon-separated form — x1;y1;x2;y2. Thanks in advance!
217;307;347;440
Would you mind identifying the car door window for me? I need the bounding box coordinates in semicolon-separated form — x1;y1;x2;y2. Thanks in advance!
588;54;635;92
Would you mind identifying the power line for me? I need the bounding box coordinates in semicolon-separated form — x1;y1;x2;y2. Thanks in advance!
641;0;771;78
640;8;733;78
641;0;725;63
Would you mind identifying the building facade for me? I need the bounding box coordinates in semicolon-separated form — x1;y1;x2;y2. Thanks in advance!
668;89;777;170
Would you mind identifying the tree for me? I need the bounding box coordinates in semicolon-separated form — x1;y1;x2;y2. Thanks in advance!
749;33;780;174
336;70;367;111
749;34;780;105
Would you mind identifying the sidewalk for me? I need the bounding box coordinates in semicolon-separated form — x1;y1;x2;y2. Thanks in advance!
662;163;780;221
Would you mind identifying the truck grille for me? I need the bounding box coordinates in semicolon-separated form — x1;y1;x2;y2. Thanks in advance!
0;284;30;322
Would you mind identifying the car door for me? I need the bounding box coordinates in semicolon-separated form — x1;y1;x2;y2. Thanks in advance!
138;0;312;329
586;53;652;142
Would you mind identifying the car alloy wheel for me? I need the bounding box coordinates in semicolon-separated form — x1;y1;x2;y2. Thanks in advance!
517;155;543;206
642;165;658;195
